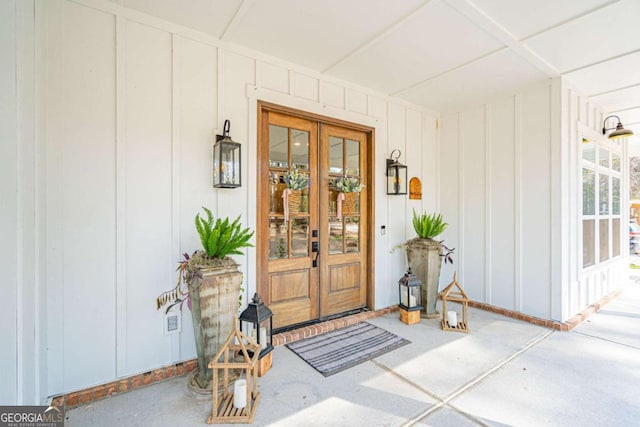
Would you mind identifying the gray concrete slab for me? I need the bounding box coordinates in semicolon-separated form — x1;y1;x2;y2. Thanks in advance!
573;285;640;349
413;407;482;427
66;343;438;427
449;328;640;426
368;305;549;398
66;284;640;427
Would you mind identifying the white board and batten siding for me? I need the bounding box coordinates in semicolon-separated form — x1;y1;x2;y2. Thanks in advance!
6;0;626;405
440;79;628;323
9;0;440;401
440;82;558;320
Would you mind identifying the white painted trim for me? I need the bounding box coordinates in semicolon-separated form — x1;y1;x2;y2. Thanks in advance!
15;0;25;403
550;79;561;319
458;113;464;285
484;104;492;303
115;15;127;377
514;94;522;311
442;0;558;77
246;85;381;128
219;0;255;41
34;0;47;403
170;33;181;362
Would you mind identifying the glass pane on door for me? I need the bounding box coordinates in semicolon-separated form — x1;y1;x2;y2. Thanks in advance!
345;139;360;176
269;125;288;168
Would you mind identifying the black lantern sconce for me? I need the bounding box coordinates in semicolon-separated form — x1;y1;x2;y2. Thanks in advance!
602;115;634;140
239;293;273;376
398;268;422;325
213;119;241;188
386;149;407;195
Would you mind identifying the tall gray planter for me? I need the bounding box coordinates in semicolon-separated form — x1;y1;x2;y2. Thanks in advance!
406;237;442;318
189;263;242;389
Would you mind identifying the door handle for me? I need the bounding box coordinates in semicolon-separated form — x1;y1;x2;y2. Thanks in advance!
312;241;319;267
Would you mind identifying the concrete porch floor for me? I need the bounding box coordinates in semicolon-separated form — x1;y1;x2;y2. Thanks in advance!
67;281;640;426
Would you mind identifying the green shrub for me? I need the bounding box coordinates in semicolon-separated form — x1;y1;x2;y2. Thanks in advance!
195;207;254;258
412;210;447;239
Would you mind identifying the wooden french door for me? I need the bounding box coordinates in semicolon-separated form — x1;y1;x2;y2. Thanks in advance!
257;106;369;329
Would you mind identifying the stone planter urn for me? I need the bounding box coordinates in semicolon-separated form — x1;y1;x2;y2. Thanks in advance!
188;259;243;389
406;237;443;319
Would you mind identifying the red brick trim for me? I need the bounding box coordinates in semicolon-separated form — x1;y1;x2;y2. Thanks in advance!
54;290;624;411
468;287;625;332
50;359;199;410
272;306;399;346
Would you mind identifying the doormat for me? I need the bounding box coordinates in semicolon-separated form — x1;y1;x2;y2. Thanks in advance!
286;322;410;377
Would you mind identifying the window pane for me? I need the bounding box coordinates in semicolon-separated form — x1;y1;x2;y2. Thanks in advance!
599;147;609;168
612;177;620;215
583;219;595;267
345;139;360;176
328;218;343;254
612;218;620;258
599;219;609;262
269;125;288;168
582;168;595;215
612;153;621;172
269;172;286;214
345;217;360;253
582;138;595;162
269;217;288;259
291;218;309;258
329;137;343;175
291;129;309;170
599;174;609;215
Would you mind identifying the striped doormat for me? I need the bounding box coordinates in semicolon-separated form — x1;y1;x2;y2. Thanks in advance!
286;322;411;377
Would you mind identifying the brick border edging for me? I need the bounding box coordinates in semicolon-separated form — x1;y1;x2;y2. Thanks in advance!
468;287;625;332
50;359;199;410
50;306;399;410
272;306;399;347
51;289;624;411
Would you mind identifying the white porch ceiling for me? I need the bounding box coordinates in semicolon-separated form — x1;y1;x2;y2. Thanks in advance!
111;0;640;137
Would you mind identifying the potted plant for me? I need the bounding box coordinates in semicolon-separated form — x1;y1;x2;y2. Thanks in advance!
283;166;309;217
332;176;365;216
405;210;454;319
156;207;254;390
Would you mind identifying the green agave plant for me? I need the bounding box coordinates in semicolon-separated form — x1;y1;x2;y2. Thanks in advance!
195;207;254;258
412;209;447;240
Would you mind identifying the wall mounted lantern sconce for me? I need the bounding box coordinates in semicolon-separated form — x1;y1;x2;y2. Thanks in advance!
602;115;634;140
386;149;407;195
213;119;241;188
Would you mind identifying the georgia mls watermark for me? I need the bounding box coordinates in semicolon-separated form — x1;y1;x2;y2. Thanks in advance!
0;406;64;427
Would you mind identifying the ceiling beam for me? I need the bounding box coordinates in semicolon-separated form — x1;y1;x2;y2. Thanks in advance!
443;0;558;77
220;0;256;41
321;0;433;74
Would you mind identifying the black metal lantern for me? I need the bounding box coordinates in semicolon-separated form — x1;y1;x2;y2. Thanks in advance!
239;293;273;376
213;119;241;188
398;268;422;324
386;149;407;195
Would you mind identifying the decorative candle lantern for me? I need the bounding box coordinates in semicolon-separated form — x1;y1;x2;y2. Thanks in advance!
398;268;422;325
439;272;470;333
386;149;407;195
207;318;260;424
239;293;274;376
213;119;241;188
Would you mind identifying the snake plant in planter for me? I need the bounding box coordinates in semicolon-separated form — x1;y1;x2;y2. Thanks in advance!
156;207;254;390
406;210;454;318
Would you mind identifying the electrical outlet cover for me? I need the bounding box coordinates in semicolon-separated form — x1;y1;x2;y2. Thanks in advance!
164;311;182;335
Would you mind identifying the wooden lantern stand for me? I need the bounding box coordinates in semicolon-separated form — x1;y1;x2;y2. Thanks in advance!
207;318;261;424
439;273;470;333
